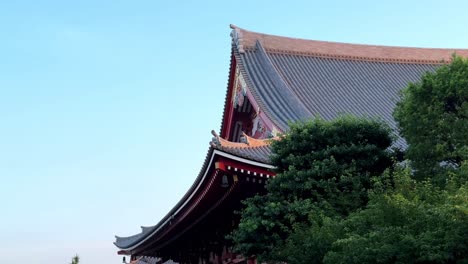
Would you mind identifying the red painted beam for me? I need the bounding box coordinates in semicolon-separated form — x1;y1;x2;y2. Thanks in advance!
217;157;275;177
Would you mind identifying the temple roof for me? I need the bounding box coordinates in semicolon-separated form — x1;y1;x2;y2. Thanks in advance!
230;25;468;148
115;25;468;256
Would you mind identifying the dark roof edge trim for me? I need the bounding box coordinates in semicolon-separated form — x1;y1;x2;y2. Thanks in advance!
115;149;273;251
114;147;215;251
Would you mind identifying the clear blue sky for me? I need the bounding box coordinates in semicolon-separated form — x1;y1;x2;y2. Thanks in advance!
1;1;467;263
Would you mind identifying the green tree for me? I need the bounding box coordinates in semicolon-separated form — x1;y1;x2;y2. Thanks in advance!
230;116;393;263
70;255;80;264
394;55;468;184
323;166;468;264
323;57;468;264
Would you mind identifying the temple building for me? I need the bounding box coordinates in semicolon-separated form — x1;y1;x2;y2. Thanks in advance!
114;25;468;264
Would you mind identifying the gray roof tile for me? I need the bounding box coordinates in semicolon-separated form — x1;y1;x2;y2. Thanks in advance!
237;41;440;149
216;144;272;164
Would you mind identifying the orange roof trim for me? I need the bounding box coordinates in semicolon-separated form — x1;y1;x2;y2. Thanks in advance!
230;24;468;64
210;130;272;149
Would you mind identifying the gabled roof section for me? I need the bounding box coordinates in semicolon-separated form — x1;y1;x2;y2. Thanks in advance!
229;25;468;148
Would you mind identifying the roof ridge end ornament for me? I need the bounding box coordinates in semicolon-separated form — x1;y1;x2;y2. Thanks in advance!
210;130;221;148
140;225;154;233
230;24;244;53
240;132;249;145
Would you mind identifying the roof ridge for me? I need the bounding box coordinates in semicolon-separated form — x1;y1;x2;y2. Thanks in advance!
260;47;449;65
230;24;468;64
231;24;466;50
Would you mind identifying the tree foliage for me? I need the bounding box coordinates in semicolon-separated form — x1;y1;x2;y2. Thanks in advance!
323;168;468;264
269;116;393;215
230;116;393;262
325;56;468;263
394;55;468;183
70;255;80;264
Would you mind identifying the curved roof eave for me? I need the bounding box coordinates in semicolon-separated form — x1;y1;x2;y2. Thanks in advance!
114;147;273;252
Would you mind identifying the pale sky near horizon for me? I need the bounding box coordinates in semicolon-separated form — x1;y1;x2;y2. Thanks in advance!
1;1;467;263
